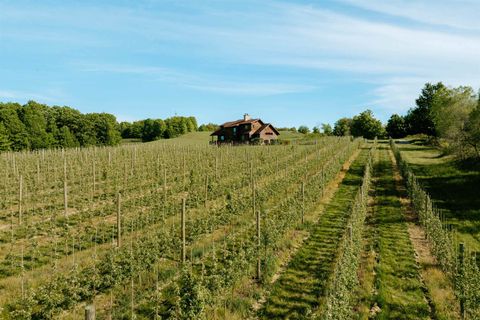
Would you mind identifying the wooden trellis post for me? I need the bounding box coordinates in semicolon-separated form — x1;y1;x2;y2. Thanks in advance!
18;175;23;225
116;192;121;248
301;182;305;224
85;304;95;320
459;243;465;319
63;157;68;218
256;209;261;281
181;198;186;264
252;166;256;218
205;175;208;208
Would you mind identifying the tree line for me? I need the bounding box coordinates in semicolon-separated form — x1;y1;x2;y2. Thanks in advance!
0;101;198;151
119;116;198;142
295;82;480;160
295;110;385;140
385;82;480;159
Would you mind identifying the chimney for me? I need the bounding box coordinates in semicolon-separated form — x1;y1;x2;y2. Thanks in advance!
244;114;251;121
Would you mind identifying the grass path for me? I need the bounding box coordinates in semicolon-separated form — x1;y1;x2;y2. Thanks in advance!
259;147;369;319
368;144;431;319
388;149;460;320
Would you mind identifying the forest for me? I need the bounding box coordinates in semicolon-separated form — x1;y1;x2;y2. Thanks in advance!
0;101;198;151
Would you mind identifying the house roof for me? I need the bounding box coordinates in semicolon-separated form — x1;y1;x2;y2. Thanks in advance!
210;117;279;137
221;118;262;128
211;118;261;136
253;123;280;136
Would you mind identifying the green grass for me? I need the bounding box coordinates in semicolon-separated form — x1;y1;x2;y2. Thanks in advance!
371;144;430;319
277;130;306;141
259;147;369;319
139;130;307;145
395;139;480;251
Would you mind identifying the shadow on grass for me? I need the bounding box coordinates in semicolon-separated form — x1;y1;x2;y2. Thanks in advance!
259;149;368;319
398;141;480;228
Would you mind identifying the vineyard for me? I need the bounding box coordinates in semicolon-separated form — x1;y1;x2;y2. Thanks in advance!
0;136;478;319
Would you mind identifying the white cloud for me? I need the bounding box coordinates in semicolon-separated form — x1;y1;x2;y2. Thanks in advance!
338;0;480;31
0;89;58;103
2;0;480;115
77;62;315;96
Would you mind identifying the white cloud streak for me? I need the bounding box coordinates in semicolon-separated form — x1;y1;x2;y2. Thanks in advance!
1;0;480;114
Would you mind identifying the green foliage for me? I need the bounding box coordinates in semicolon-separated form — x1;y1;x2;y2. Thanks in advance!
177;268;206;320
321;123;333;136
198;123;219;132
297;125;310;134
405;82;445;136
391;140;480;318
121;116;198;141
350;110;385;139
320;145;374;319
431;85;478;159
312;126;320;134
0;101;197;151
333;117;352;136
465;104;480;158
386;114;407;138
0;101;122;151
0;123;11;151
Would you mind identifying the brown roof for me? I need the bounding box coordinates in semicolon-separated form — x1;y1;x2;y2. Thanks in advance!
253;123;280;136
211;128;222;136
210;117;279;137
221;118;262;128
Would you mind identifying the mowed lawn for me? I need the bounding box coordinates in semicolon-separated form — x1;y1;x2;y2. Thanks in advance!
260;147;369;319
395;139;480;251
371;144;430;319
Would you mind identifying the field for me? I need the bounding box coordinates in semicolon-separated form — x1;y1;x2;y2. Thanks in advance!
394;140;480;250
0;136;478;319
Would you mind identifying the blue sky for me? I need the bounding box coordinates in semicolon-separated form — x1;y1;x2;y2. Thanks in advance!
1;0;480;128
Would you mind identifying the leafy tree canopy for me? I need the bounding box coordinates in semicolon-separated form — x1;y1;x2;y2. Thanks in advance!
297;125;310;134
386;114;407;139
333;118;352;136
350;110;385;139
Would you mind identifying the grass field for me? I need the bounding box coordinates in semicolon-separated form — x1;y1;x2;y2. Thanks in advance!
1;136;478;319
395;139;480;251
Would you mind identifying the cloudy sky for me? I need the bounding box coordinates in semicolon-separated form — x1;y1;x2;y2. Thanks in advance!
1;0;479;127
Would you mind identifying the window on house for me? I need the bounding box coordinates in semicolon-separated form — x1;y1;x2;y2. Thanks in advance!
220;135;225;141
233;127;237;134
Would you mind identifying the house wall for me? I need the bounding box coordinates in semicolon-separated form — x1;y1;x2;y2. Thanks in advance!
217;121;258;142
259;126;278;142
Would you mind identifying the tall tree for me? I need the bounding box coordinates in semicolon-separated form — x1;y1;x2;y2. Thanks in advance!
19;101;50;149
465;104;480;158
321;123;333;136
297;125;310;134
0;123;11;151
350;110;385;139
431;85;477;158
333;118;352;136
405;82;445;136
386;114;407;138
